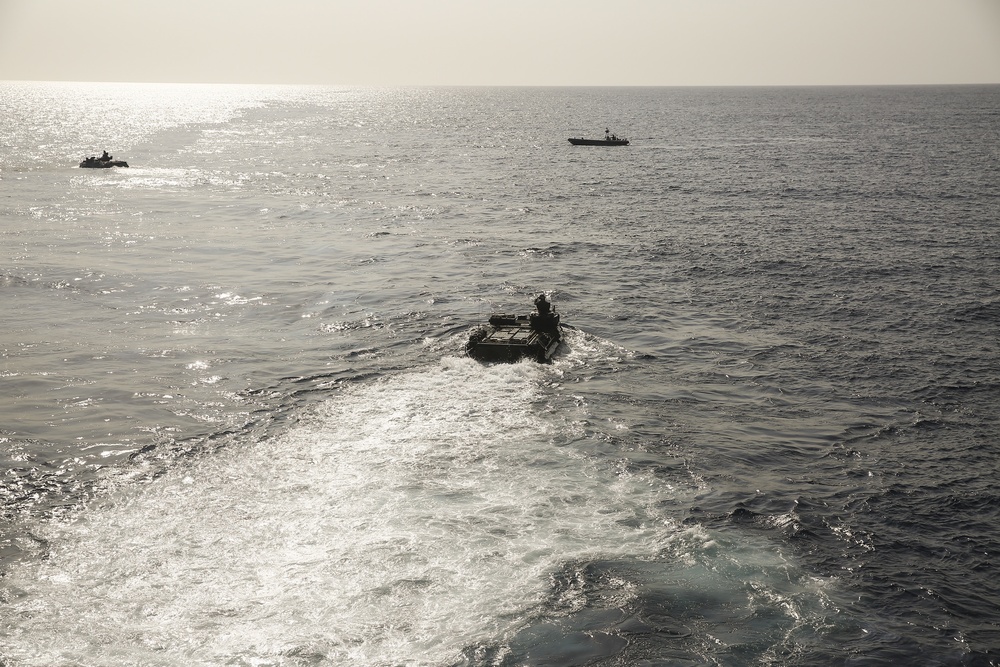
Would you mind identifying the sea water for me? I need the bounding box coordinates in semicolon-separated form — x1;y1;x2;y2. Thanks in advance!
1;81;998;665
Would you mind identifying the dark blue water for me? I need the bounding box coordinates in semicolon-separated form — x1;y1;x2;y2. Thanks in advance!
1;82;998;665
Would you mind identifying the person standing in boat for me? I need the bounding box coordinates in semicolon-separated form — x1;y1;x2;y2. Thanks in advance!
530;294;559;333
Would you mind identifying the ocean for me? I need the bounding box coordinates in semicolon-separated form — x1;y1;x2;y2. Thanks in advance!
0;81;997;666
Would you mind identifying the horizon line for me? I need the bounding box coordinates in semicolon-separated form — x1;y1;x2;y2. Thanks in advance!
4;78;1000;88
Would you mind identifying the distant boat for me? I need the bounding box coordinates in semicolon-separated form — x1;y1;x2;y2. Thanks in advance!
568;128;629;147
79;152;129;168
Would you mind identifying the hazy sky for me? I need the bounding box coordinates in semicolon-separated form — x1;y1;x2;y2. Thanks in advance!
1;0;998;85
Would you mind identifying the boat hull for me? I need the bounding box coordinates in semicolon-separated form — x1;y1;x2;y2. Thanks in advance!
568;138;629;146
80;160;129;168
466;314;562;363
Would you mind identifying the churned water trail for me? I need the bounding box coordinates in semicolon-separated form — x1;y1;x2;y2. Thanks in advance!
1;351;851;666
2;357;675;664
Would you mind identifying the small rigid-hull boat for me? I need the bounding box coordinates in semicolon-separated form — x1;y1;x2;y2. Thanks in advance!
568;129;629;146
80;156;129;168
466;295;563;363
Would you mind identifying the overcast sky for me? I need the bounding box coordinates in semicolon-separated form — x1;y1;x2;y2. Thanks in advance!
1;0;998;85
